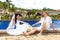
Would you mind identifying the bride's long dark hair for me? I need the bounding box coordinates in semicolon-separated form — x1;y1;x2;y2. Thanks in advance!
15;12;22;24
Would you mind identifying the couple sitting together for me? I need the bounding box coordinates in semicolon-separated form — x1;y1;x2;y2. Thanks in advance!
6;11;55;36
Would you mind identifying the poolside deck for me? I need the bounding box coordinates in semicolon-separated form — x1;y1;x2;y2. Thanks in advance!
0;30;60;40
0;33;60;40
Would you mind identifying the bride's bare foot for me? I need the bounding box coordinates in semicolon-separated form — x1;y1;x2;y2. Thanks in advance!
23;32;29;37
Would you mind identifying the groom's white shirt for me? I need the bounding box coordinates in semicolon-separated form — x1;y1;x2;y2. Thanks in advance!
35;16;52;31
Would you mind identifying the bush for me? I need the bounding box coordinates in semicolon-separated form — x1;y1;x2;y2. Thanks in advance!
1;13;12;20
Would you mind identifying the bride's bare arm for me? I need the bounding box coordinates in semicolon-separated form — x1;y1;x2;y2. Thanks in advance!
7;20;15;30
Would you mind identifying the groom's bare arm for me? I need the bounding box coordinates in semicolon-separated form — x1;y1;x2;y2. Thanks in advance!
50;23;58;32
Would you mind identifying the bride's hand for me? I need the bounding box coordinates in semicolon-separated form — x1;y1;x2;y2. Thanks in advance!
32;24;35;26
7;28;10;31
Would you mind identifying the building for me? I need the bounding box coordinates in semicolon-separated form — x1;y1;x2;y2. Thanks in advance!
48;11;60;15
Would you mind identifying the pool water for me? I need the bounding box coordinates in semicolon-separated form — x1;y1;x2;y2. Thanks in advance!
0;20;60;30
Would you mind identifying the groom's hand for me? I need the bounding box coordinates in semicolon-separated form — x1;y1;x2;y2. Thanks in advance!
53;29;58;33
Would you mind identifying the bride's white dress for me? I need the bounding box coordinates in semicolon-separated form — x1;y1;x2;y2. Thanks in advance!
7;20;31;35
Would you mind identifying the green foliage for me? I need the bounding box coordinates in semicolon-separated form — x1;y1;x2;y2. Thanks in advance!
26;9;37;20
1;13;10;20
0;1;60;20
0;1;3;8
8;5;16;12
50;14;60;20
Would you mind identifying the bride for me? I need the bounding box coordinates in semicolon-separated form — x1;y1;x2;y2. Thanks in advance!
6;12;31;35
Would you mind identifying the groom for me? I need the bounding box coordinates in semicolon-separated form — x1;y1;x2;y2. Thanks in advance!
23;11;55;36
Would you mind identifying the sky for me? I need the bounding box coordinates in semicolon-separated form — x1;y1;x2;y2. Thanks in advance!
0;0;60;10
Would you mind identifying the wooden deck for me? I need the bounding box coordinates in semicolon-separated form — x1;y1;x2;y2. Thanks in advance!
0;30;60;40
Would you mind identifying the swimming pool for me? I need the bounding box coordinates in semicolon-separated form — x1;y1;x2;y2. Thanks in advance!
0;20;60;30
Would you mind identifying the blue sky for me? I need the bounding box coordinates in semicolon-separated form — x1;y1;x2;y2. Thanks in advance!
0;0;60;10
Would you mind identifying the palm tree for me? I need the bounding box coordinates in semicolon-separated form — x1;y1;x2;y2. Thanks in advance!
6;0;16;13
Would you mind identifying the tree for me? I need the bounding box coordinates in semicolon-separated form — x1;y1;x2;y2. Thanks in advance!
8;5;16;12
42;7;56;11
0;1;3;8
1;13;10;20
26;9;37;20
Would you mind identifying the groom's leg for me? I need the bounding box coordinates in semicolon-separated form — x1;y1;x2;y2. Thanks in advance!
38;22;46;35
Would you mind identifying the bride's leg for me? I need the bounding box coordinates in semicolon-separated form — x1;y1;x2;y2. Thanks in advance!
23;28;37;36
